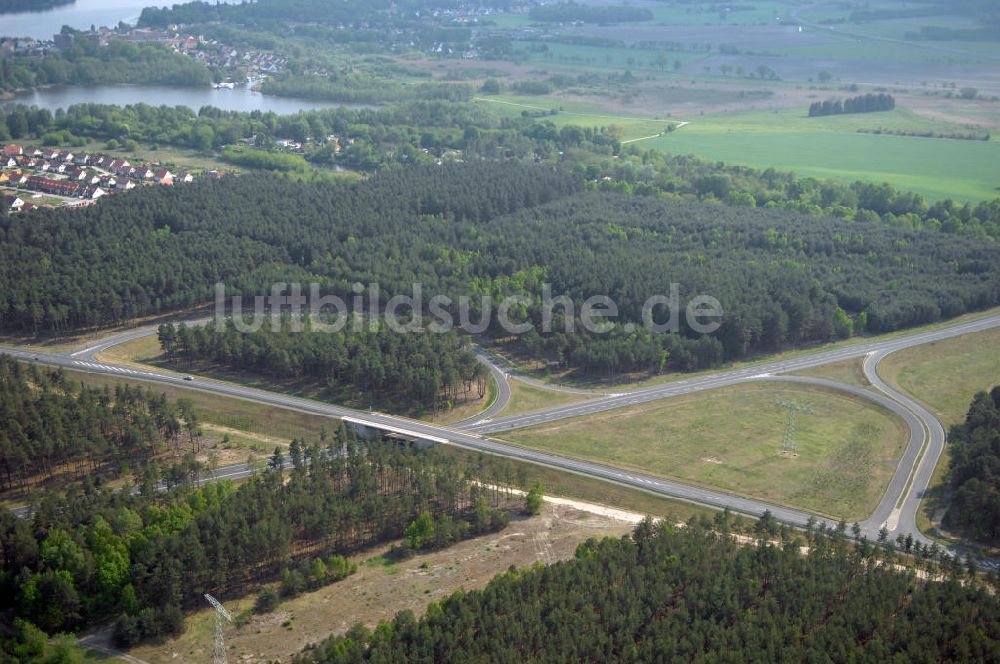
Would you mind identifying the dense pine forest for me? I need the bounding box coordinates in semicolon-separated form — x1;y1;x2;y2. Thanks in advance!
296;518;1000;663
1;395;520;646
0;355;190;494
3;164;999;373
158;319;489;412
2;163;998;376
0;162;578;334
944;387;1000;542
2;101;999;238
0;38;211;94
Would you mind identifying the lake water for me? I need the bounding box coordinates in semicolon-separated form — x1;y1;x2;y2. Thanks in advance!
2;0;223;41
4;84;371;115
2;1;362;115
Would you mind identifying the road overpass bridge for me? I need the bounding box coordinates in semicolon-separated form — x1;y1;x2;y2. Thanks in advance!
341;415;449;449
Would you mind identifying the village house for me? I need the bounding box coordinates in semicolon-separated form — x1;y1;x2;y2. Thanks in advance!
4;195;25;212
153;168;174;185
3;145;218;210
108;159;131;175
66;167;88;182
27;175;76;196
132;165;155;180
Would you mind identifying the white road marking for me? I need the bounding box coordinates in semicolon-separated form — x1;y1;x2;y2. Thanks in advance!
883;508;901;532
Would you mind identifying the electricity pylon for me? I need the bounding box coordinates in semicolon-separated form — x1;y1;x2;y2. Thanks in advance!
204;593;232;664
775;399;813;454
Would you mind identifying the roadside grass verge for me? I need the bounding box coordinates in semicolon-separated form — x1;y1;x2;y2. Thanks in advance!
97;334;490;422
34;364;725;525
431;376;497;425
0;304;211;353
496;306;1000;392
95;334;161;365
503;378;591;417
504;382;909;521
439;443;723;523
0;363;329;508
60;367;334;444
880;326;1000;426
98;334;497;426
878;326;1000;542
792;357;870;388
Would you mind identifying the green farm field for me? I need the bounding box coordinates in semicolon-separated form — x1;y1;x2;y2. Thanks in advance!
478;93;1000;201
646;1;789;26
798;6;986;42
510;41;708;72
494;1;790;29
475;95;668;140
772;37;995;64
644;107;1000;201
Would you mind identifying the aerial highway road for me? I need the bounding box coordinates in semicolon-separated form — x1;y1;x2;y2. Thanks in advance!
3;311;999;545
453;348;513;425
55;321;520;423
467;313;1000;433
4;343;837;534
862;349;947;548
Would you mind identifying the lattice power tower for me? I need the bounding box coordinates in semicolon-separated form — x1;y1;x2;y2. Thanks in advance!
775;399;813;454
204;593;233;664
